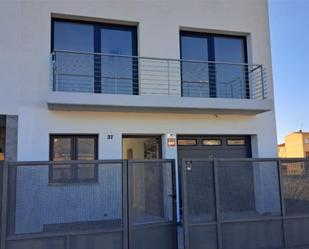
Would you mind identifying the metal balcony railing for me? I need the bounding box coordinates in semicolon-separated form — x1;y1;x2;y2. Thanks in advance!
51;50;267;100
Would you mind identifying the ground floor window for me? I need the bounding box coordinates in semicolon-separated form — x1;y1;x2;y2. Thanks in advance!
122;135;162;160
49;134;98;183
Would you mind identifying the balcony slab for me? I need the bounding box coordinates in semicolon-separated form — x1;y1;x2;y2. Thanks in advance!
47;91;273;115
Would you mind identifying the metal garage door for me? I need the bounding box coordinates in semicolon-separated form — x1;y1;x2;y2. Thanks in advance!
177;135;252;206
177;136;251;161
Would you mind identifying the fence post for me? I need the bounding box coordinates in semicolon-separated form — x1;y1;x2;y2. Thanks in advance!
260;65;265;99
277;159;288;248
181;160;190;249
213;159;223;249
122;160;129;249
0;162;8;249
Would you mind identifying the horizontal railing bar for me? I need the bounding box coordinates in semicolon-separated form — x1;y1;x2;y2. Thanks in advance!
128;159;175;164
132;221;175;230
282;214;309;220
6;159;177;166
6;159;125;166
53;49;262;67
181;158;292;163
6;227;123;241
220;215;283;224
187;221;217;227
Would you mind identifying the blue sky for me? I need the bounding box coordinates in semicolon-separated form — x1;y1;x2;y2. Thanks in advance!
269;0;309;143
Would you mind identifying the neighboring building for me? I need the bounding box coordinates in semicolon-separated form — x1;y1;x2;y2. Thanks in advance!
278;130;309;158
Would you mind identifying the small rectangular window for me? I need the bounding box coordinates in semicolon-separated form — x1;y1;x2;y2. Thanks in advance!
304;138;309;144
50;135;98;184
227;139;246;146
177;139;197;146
203;139;221;146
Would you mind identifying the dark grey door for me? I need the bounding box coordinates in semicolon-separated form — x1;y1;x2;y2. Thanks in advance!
177;136;251;161
177;136;252;200
128;160;178;249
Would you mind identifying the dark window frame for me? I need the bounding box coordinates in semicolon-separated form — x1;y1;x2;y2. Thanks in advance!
51;18;139;95
49;134;99;184
180;31;249;98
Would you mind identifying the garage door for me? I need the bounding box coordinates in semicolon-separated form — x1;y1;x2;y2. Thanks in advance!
177;135;253;221
177;135;251;161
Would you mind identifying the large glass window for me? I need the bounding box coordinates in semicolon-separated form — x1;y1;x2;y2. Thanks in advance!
100;27;138;95
53;21;94;52
180;31;247;98
52;19;138;94
50;134;98;183
214;37;247;98
180;35;210;97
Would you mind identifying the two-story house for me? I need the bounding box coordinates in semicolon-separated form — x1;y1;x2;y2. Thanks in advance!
0;1;276;164
0;0;286;248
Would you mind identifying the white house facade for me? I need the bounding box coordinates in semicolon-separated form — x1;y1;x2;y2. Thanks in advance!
0;0;276;163
0;2;296;249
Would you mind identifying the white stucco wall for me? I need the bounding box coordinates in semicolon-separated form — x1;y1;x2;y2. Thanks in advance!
0;0;277;160
0;0;281;230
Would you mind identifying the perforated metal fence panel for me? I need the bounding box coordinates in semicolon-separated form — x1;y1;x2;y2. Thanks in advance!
0;159;177;249
4;161;125;249
2;159;309;249
281;160;309;248
182;159;309;249
128;160;178;249
182;160;217;249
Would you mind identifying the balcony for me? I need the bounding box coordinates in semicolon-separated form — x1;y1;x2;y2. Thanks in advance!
47;50;272;114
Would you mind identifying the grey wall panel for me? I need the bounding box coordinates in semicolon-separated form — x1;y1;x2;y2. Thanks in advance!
286;218;309;248
188;225;217;249
7;237;66;249
70;232;123;249
222;220;283;249
12;164;122;234
132;225;177;249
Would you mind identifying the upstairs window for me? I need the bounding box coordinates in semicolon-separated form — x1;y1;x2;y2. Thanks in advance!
180;31;248;99
52;19;138;95
50;134;98;184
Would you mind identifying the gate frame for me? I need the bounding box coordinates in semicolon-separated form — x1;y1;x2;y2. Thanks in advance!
127;159;178;249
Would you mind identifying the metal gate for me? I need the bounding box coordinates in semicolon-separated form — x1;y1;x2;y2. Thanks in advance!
0;159;177;249
128;160;178;249
181;158;309;249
